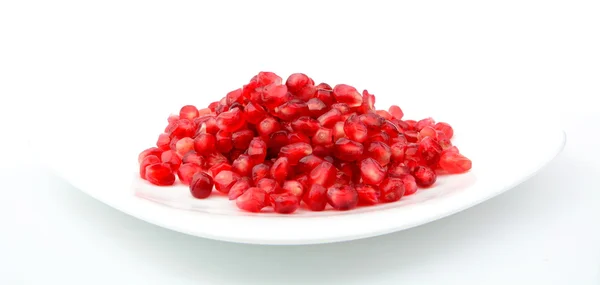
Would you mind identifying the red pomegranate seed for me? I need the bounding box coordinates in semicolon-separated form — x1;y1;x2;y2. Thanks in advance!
244;101;267;124
311;128;333;146
213;170;241;194
286;73;311;94
167;118;196;138
216;130;233;153
419;126;437;140
205;152;228;168
439;152;472;174
232;129;254;149
434;122;454;139
327;185;359;211
438;137;453;150
339;162;361;184
404;143;421;162
182;151;204;167
333;121;347;142
333;138;364;162
140;155;160;179
216;107;245;132
193;133;216;155
208;162;233;178
315;89;334;106
275;99;309;121
317;108;342;128
257;178;281;195
175;137;194;157
388;162;410;178
287;131;310;144
359;113;385;130
309;161;337;187
415;117;435;131
404;130;419;143
257;116;281;138
228;177;252;200
399;174;418;196
160;150;182;171
355;184;379;205
379;177;405;203
256;71;283;86
282;180;305;199
226;88;243;105
332;84;363;107
297;154;325;174
156;133;171;150
360;157;386;185
304;184;328;211
247;137;267;164
388;105;404;120
167;114;180;124
177;163;203;185
262;84;290;110
270;157;290;183
291;116;320;136
236;187;267;213
270;192;300;214
376;110;393;120
251;163;270;183
418;136;442;166
344;114;368;143
366;141;392;166
312;145;333;157
168;137;179;151
381;120;401;139
268;130;289;149
390;142;406;162
179;105;199;120
368;131;390;144
307;98;328;117
232;154;253;177
145;163;176;186
189;172;213;198
208;101;219;112
280;142;313;165
138;147;163;164
331;103;350;115
412;166;437;187
295;174;310;190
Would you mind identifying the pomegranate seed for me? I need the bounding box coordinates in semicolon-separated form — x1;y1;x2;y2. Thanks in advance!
244;102;267;124
216;107;245;132
208;102;219;112
317;108;342;128
138;147;163;164
177;163;203;185
160;150;182;171
381;120;401;138
418;136;442;166
327;185;359;211
208;162;233;178
355;184;379;205
257;116;281;138
296;154;324;174
257;178;281;195
434;122;454;139
182;151;204;167
275;99;309;121
376;110;393;120
251;163;270;183
311;127;333;146
167;119;196;138
360;157;386;185
232;129;254;149
387;162;410;178
189;172;213;199
193;133;216;155
415;117;435;131
140;155;160;179
366;141;392;166
228;177;252;200
247;137;267;164
236;187;267;213
268;130;289;156
256;71;283;86
167;114;180;124
333;84;363;107
405;130;419;143
270;157;290;183
291;116;320;136
399;174;418;196
270;192;300;214
419;126;437;140
312;145;333;157
295;174;310;190
304;184;328;211
315;89;334;106
307;98;328;117
339;162;361;184
145;163;176;186
391;134;408;144
379;177;405;203
390;142;406;162
357;89;376;113
369;131;390;144
175;137;195;157
333;121;347;142
438;137;453;150
331;103;350;115
213;170;241;194
226;88;243;105
280;142;313;165
287;131;310;144
333;138;364;162
232;154;253;176
439;152;472;174
412;166;437;187
262;84;290;110
194;115;219;135
156;133;171;150
344;114;368;143
205;152;228;168
215;130;233;153
179;105;199;120
286;73;311;94
359;113;385;130
169;137;179;151
388;105;404;120
309;161;337;187
282;180;305;199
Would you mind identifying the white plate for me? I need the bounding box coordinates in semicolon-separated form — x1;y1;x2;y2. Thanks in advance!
42;98;566;245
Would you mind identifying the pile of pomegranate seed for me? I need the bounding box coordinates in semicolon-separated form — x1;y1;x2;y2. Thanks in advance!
138;72;472;214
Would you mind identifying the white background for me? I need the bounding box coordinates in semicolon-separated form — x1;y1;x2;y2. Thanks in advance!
1;0;599;284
